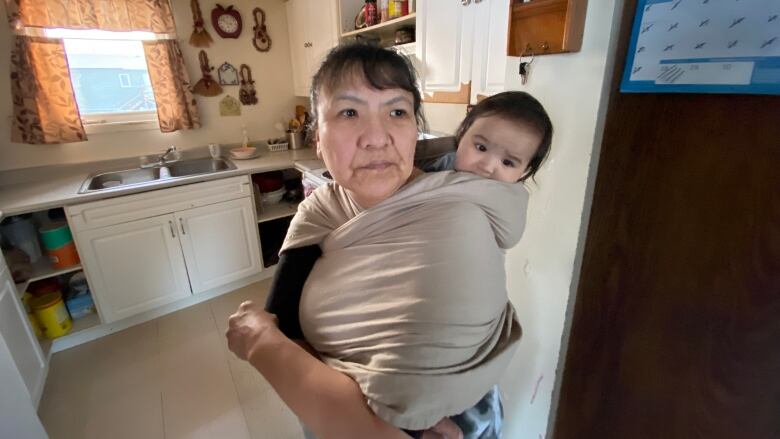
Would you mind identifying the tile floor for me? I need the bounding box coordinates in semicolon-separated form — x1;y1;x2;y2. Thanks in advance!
37;279;305;439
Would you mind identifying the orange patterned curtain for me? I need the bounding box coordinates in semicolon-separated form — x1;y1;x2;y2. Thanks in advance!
10;36;86;144
7;0;176;33
6;0;200;144
143;40;200;132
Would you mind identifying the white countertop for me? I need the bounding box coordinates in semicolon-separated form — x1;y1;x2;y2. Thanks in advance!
0;148;320;216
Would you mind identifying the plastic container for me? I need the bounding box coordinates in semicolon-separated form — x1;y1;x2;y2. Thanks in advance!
27;278;61;298
39;223;73;251
66;293;95;320
27;312;43;338
31;292;72;339
68;272;89;296
1;215;42;263
48;242;80;269
261;188;286;204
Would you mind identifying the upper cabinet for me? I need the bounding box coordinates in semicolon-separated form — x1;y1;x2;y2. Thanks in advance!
286;0;340;97
417;0;510;104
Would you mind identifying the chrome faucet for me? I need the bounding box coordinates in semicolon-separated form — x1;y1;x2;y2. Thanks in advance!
141;146;180;168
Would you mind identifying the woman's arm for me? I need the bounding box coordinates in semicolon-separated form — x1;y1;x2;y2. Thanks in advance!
227;301;411;439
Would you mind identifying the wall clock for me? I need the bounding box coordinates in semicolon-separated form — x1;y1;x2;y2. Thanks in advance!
211;4;242;39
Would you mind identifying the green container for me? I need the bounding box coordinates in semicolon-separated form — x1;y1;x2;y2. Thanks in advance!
39;223;73;250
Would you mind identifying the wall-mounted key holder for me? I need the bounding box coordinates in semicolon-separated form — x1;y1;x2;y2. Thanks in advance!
507;0;588;57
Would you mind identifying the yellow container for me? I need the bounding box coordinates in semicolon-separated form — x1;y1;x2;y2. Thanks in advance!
31;292;72;339
27;312;43;338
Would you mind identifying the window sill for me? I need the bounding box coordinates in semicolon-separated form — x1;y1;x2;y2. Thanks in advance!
83;119;160;135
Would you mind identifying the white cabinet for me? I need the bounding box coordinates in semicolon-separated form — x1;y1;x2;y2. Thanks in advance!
470;0;510;103
286;0;339;97
69;176;263;323
0;258;46;403
177;198;262;294
417;0;509;104
75;214;191;323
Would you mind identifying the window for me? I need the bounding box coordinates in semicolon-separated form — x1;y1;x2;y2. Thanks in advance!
44;29;159;129
118;73;132;88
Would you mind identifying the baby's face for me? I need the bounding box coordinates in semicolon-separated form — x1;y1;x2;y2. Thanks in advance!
455;115;542;183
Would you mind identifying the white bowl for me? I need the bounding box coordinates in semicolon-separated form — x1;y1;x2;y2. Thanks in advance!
261;188;286;204
229;147;258;160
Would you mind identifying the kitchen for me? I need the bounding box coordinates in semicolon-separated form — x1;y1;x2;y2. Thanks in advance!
3;0;777;438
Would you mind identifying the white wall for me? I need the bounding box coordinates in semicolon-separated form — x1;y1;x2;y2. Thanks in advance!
0;0;298;171
499;1;624;438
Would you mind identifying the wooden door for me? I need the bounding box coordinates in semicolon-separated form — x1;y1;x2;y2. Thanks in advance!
77;214;191;323
176;197;262;294
553;1;780;438
0;263;46;402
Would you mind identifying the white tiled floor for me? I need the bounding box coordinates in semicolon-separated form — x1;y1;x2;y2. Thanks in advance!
38;279;304;439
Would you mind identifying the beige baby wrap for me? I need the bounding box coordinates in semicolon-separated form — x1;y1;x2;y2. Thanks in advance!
281;171;528;430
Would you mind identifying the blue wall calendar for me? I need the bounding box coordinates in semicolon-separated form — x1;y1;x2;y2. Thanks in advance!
621;0;780;95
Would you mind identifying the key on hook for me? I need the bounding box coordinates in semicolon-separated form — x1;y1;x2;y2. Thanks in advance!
519;46;535;85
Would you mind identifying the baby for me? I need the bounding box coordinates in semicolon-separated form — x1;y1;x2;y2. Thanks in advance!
420;91;552;184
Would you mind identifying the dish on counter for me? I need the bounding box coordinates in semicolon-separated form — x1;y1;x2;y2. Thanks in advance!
229;147;259;160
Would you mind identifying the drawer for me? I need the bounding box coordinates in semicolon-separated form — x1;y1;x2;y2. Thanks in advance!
67;175;251;231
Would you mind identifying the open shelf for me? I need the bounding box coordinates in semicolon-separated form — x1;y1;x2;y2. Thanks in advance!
341;13;416;41
15;261;82;297
69;313;101;334
257;201;300;224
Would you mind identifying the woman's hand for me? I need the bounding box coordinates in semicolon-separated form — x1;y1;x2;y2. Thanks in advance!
421;417;463;439
226;301;281;361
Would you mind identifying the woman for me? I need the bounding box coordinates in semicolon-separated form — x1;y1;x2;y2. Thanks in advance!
226;44;521;439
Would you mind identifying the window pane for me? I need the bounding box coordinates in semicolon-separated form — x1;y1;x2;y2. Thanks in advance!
64;39;156;115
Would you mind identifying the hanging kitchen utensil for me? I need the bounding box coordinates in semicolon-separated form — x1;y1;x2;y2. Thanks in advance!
239;64;258;105
252;8;272;52
189;0;213;47
192;51;223;97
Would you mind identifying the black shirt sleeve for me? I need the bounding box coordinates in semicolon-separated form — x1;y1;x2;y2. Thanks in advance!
264;244;322;339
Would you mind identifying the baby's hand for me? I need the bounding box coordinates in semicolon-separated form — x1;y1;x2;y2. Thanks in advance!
421;417;463;439
226;301;280;361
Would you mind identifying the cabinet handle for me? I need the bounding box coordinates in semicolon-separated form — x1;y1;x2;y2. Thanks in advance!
179;218;186;235
168;220;176;238
461;0;470;5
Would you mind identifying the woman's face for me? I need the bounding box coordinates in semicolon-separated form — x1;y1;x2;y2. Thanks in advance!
315;76;418;208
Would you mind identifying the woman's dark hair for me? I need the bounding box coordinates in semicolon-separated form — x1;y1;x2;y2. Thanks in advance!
308;42;426;132
455;91;553;182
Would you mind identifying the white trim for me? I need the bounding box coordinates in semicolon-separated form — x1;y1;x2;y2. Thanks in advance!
82;111;160;134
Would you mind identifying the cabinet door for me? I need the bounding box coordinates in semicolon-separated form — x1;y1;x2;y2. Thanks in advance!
176;197;262;294
76;214;191;323
471;0;510;103
286;0;310;97
0;264;46;401
416;0;476;102
304;0;339;83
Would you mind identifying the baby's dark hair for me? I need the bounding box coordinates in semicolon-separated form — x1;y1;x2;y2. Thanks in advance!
309;42;425;132
455;91;553;182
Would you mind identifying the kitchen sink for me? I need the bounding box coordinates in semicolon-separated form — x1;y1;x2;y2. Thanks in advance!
79;158;237;193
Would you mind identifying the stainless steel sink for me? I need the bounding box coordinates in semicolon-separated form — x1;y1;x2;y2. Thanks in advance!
79;158;236;193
